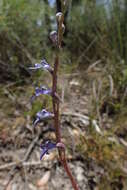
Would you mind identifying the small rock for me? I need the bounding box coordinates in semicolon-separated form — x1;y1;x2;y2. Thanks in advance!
11;183;18;190
76;166;84;182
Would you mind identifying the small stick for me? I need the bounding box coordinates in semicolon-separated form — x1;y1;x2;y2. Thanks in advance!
2;135;39;190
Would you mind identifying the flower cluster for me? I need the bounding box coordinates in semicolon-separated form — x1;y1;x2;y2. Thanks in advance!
29;54;63;159
28;7;67;160
29;58;57;158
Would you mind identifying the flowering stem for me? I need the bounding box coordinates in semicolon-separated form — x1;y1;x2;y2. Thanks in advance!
51;1;79;189
52;53;79;190
61;152;80;190
52;54;61;142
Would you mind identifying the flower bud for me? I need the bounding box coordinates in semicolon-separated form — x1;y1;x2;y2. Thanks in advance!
56;12;63;22
49;31;57;45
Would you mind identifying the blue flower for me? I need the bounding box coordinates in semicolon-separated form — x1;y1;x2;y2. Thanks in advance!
40;141;65;160
40;141;57;160
35;86;52;96
29;59;53;73
41;59;53;72
33;109;54;126
30;86;62;103
31;86;52;102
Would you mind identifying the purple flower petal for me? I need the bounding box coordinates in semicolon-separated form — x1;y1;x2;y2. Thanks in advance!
35;86;52;96
33;109;54;127
29;59;53;73
40;59;53;73
37;109;54;119
30;95;36;103
41;141;56;149
29;63;43;70
30;86;52;103
40;141;57;160
40;147;49;160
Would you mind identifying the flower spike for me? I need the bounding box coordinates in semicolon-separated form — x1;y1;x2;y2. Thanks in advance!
33;109;54;126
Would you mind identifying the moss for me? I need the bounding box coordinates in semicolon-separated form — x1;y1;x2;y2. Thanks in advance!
111;114;127;141
77;131;127;188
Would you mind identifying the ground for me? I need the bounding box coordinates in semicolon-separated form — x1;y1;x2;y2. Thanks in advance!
0;68;127;190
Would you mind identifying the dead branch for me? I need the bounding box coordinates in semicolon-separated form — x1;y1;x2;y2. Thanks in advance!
2;135;39;190
62;112;89;121
108;75;114;96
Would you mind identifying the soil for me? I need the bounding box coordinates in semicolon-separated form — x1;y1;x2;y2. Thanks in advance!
0;72;126;190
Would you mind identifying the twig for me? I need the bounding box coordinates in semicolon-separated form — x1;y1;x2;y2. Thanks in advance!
92;80;97;100
62;111;103;135
23;135;39;161
108;75;114;96
87;60;102;72
92;80;102;128
77;37;97;64
92;120;103;135
62;112;89;122
119;138;127;147
0;136;39;170
7;31;35;64
2;135;39;190
0;162;20;170
0;161;42;170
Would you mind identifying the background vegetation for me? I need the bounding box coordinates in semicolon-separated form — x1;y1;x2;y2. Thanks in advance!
0;0;127;189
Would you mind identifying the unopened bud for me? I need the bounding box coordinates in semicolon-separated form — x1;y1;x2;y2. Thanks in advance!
49;31;57;45
56;12;63;22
